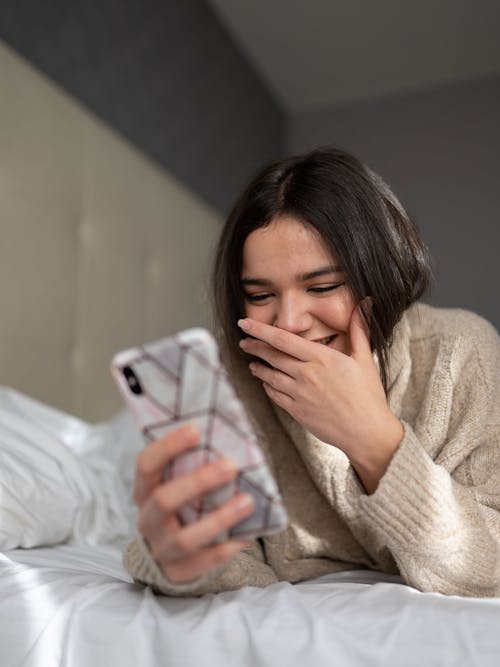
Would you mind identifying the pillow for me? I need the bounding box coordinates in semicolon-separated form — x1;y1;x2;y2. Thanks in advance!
0;386;140;550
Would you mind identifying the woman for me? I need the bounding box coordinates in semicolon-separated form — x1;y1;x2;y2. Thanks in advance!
124;147;500;597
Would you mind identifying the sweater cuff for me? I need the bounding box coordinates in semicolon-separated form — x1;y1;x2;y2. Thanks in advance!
122;535;218;596
357;422;457;547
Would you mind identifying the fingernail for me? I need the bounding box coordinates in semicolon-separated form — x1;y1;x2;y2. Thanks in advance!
362;297;373;313
182;424;199;439
239;338;249;348
249;362;257;373
238;319;251;331
233;493;254;511
217;457;237;473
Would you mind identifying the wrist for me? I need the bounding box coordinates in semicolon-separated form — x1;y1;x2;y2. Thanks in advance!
349;415;404;494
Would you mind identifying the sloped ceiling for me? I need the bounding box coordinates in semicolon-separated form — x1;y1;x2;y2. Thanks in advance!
208;0;500;112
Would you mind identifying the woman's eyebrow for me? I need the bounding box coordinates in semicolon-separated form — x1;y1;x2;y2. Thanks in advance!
240;277;270;286
298;266;343;281
241;265;342;286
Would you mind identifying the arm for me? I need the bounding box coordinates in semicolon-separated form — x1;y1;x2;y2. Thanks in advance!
346;323;500;596
240;307;500;596
123;535;278;596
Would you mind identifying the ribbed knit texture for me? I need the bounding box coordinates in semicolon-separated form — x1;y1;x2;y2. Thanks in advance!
123;303;500;597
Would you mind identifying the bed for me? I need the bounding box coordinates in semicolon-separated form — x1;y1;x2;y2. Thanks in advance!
1;39;500;667
2;387;500;667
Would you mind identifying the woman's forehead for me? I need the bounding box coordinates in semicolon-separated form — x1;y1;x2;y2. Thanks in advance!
241;215;339;276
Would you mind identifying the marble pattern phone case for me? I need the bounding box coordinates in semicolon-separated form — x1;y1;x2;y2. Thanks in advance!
111;328;288;540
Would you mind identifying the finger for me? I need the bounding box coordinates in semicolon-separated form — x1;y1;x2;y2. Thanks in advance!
133;424;200;504
157;491;255;561
162;538;252;584
249;360;296;396
240;337;300;377
262;381;295;414
137;457;240;535
238;318;318;362
348;302;373;362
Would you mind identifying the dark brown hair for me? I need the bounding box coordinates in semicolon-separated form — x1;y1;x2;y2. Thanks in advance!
212;146;432;391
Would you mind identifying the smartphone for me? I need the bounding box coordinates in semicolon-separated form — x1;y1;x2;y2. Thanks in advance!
110;327;288;541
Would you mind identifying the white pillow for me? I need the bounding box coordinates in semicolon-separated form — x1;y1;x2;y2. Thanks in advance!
0;386;141;550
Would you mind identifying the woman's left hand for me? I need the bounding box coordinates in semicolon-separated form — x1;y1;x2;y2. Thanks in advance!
238;306;404;493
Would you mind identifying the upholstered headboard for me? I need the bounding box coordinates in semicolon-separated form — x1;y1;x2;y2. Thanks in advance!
0;41;222;422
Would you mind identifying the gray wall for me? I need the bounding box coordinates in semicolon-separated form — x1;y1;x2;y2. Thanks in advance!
0;0;284;214
290;76;500;330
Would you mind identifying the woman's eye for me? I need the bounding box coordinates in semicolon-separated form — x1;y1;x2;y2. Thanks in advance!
244;293;272;302
308;283;345;294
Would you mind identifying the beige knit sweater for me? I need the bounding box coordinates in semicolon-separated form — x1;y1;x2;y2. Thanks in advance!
123;303;500;597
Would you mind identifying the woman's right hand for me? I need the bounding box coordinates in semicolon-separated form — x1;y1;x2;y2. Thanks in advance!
133;423;254;584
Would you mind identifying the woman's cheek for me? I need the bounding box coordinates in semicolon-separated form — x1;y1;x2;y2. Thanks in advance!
243;301;253;319
336;292;357;326
246;302;275;324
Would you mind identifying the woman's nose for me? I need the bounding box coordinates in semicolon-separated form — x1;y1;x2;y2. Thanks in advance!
273;297;312;334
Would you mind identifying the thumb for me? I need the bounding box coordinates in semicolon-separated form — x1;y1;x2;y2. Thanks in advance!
349;299;372;361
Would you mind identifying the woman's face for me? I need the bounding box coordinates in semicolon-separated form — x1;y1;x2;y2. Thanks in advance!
240;216;356;355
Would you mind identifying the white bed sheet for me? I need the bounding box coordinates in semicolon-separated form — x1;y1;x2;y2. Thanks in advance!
3;545;500;667
1;387;500;667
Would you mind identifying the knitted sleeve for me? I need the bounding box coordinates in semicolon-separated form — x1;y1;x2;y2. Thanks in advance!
346;317;500;596
122;535;278;597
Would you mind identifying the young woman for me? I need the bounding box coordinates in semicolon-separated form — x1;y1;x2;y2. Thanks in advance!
124;147;500;597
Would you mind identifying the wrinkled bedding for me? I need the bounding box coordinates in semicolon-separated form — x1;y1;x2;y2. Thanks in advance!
1;386;499;667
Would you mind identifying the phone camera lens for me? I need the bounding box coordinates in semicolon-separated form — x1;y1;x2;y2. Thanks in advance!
123;366;143;395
